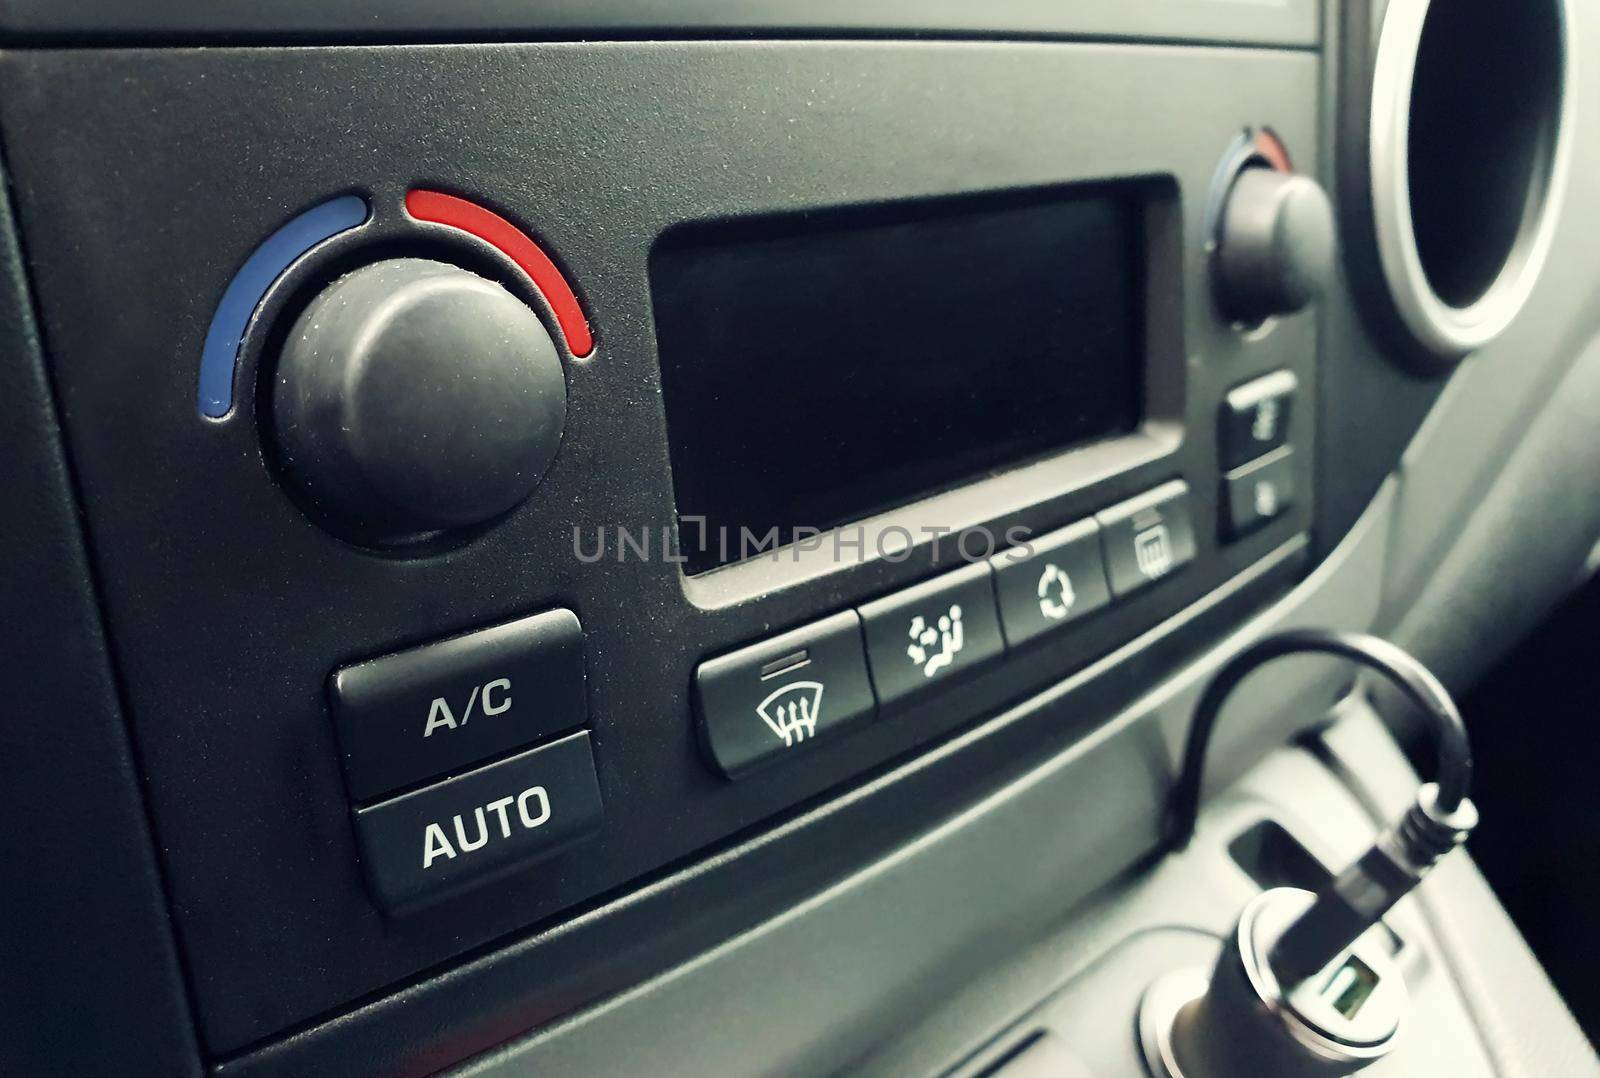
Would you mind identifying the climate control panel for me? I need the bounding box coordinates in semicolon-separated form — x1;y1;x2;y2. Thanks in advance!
1;40;1320;1059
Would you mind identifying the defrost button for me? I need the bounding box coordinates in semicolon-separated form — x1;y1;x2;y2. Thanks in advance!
1096;481;1198;598
695;612;876;780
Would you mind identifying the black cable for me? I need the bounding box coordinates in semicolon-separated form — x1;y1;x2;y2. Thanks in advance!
1165;627;1473;850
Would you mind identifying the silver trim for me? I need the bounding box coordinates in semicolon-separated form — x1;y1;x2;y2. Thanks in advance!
1369;0;1577;357
1138;968;1209;1078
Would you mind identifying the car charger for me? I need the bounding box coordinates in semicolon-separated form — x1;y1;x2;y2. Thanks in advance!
1141;629;1478;1077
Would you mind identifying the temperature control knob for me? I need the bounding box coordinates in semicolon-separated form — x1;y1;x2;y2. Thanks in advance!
273;258;566;545
1213;168;1336;326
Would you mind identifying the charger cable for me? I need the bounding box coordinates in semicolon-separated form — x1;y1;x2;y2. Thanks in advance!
1165;627;1478;988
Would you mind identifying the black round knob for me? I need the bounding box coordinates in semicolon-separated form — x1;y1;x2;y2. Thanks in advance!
1213;168;1336;325
273;258;566;545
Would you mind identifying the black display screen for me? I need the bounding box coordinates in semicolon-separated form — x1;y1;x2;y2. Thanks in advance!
650;185;1145;574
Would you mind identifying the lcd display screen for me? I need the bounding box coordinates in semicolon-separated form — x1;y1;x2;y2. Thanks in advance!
650;184;1146;574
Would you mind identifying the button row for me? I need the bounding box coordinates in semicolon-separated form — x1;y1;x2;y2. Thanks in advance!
328;609;602;912
1218;368;1297;537
696;480;1197;780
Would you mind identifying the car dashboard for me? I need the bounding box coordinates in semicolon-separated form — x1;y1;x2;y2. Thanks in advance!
3;3;1599;1077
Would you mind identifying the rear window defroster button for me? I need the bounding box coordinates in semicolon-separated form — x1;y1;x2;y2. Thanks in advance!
1095;480;1198;598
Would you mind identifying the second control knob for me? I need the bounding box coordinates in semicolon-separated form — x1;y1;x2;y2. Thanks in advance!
273;258;567;545
1213;168;1336;326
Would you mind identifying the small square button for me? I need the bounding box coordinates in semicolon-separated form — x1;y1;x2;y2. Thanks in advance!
858;562;1005;707
990;518;1112;648
1223;448;1295;538
1096;481;1198;598
1220;369;1297;470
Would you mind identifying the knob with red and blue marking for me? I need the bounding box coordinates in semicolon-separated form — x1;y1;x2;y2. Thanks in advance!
272;257;567;545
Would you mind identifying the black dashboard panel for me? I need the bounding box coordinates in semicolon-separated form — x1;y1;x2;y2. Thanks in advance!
0;176;201;1078
0;41;1317;1054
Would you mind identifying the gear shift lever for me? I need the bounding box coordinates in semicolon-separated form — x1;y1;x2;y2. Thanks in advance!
1140;629;1477;1077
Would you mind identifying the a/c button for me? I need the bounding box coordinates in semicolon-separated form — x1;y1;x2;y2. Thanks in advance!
354;731;602;912
331;609;587;802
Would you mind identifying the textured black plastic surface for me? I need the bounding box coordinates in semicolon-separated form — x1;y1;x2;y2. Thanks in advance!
0;171;201;1075
0;41;1318;1053
274;257;566;544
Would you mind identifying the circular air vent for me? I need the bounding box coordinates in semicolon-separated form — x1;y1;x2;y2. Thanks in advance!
1366;0;1573;360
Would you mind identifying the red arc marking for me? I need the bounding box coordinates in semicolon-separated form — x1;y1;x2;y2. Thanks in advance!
405;189;594;358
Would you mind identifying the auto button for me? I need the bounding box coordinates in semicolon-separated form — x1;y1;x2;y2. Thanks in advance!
354;730;603;912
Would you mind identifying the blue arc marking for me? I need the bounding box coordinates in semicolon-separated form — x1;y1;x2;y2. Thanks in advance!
197;194;369;419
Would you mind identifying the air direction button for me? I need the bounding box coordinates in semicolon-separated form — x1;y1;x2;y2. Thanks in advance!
695;611;876;780
332;609;587;801
1220;369;1297;471
858;562;1005;707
